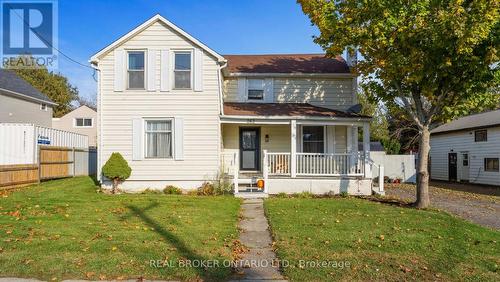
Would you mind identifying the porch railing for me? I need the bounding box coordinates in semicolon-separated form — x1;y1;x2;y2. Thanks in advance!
265;151;365;177
267;152;291;175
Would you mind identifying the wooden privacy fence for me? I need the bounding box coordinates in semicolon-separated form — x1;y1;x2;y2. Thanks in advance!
0;146;96;189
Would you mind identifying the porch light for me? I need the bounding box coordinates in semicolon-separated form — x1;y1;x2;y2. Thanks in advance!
256;179;265;189
265;134;270;142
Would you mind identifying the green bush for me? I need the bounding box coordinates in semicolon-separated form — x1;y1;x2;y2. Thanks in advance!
339;191;349;198
141;188;162;194
276;192;289;198
164;185;183;195
102;152;131;194
293;191;314;198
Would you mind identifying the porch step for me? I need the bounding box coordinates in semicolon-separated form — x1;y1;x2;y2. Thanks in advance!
235;192;269;199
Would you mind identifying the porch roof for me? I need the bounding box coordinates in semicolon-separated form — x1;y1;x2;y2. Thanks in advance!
223;102;370;119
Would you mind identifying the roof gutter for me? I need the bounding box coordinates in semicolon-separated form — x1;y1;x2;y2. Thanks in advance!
0;87;57;106
225;72;356;78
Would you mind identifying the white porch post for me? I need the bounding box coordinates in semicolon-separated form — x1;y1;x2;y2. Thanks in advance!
290;120;297;178
234;152;239;194
263;150;269;193
353;126;359;173
346;126;353;174
363;122;372;178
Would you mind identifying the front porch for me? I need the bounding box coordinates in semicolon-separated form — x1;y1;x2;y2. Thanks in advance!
220;104;373;195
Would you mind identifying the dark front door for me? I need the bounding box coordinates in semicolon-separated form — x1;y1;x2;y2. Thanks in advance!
448;153;458;182
240;127;260;171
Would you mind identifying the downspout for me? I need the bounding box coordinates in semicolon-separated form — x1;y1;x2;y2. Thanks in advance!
90;61;101;183
217;61;227;115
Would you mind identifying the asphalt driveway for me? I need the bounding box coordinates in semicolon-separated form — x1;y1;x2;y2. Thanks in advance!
385;181;500;230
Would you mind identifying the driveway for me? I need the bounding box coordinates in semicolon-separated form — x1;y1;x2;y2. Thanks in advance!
385;181;500;230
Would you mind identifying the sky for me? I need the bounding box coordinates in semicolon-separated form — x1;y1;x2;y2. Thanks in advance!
55;0;323;101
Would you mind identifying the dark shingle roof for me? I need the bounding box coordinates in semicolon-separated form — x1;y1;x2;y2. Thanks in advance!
223;102;370;118
223;54;350;74
431;109;500;134
0;69;55;104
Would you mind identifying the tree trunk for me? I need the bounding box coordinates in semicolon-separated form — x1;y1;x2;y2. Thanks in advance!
112;178;118;194
415;126;431;208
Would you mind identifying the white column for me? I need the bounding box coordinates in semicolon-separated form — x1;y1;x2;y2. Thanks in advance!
363;123;372;178
263;150;269;193
290;120;297;178
233;152;239;194
353;126;359;173
346;126;353;174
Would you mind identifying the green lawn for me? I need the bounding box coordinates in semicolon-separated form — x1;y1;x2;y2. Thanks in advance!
0;177;241;281
265;197;500;281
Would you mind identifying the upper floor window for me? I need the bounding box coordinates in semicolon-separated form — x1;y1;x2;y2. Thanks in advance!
75;118;93;127
302;126;325;153
40;103;47;111
247;79;264;100
145;120;173;158
474;129;487;142
174;52;191;89
128;51;145;89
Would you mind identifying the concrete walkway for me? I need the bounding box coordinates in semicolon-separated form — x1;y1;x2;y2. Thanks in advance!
232;198;286;281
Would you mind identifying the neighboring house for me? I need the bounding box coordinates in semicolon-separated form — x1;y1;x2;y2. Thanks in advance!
0;69;56;127
90;14;374;195
52;105;98;147
430;109;500;186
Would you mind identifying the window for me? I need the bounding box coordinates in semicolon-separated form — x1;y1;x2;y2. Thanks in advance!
128;51;145;89
75;118;93;127
484;158;499;172
247;79;264;100
174;52;191;89
145;120;173;158
475;130;487;142
462;153;468;166
40;103;47;111
302;126;325;153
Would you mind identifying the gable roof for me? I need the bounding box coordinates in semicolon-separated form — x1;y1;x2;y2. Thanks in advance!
223;54;350;74
223;102;370;119
90;14;225;64
0;69;56;105
431;109;500;135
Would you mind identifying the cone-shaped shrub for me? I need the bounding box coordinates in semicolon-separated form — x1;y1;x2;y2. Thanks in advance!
102;152;131;193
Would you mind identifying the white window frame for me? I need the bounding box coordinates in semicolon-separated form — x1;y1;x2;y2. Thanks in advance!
143;118;174;159
74;118;94;128
246;79;265;101
172;50;193;90
40;103;47;111
127;50;146;90
300;125;327;153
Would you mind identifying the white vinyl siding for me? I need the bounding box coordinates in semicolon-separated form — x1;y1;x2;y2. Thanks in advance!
99;21;220;184
430;127;500;186
223;77;354;110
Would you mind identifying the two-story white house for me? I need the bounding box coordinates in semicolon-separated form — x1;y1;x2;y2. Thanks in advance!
90;15;373;195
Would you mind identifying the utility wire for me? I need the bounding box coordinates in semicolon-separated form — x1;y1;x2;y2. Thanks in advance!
5;4;98;81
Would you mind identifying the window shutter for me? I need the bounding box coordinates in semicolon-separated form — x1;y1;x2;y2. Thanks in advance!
160;49;170;91
114;50;125;92
237;78;246;102
174;117;184;160
194;48;203;91
264;78;274;103
147;49;157;91
132;118;143;160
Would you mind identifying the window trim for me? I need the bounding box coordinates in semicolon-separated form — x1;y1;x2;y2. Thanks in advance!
172;50;193;90
73;118;94;128
126;50;146;90
143;118;174;159
247;79;265;101
301;125;327;153
474;129;487;142
484;158;499;172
